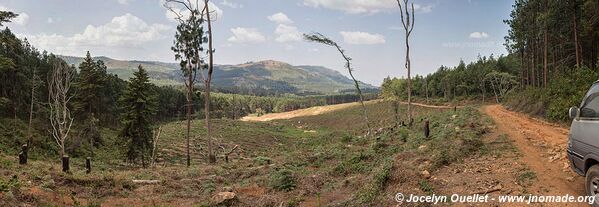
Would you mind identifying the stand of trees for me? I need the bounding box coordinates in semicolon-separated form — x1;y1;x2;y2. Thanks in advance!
503;0;599;122
505;0;599;87
381;55;520;104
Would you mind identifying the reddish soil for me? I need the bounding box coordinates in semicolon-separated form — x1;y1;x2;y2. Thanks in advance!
482;105;584;196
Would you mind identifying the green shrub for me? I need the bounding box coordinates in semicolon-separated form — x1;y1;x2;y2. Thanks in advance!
356;158;393;203
419;180;434;194
269;169;296;192
505;67;599;123
254;156;272;165
518;170;537;186
0;175;19;193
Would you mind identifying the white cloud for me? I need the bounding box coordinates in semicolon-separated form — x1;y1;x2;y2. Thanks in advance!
23;13;169;55
304;0;393;14
469;32;489;39
221;0;242;8
227;27;266;43
13;12;29;25
413;4;433;13
274;24;301;42
303;0;433;14
340;31;386;45
164;1;223;22
268;12;293;24
117;0;132;5
47;18;54;24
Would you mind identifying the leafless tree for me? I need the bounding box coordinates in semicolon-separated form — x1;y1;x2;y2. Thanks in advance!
48;60;75;157
396;0;415;126
303;32;373;136
27;69;40;145
485;71;518;103
151;126;162;167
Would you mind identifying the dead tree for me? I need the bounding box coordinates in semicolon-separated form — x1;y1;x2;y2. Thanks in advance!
396;0;415;127
151;126;162;167
48;60;75;172
303;32;373;136
27;69;39;145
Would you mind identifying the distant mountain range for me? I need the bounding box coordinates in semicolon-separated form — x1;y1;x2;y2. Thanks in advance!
59;56;377;95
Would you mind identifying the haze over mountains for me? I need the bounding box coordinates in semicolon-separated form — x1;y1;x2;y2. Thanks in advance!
60;56;377;95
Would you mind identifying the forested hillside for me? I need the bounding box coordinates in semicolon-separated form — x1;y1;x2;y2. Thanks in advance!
60;56;377;95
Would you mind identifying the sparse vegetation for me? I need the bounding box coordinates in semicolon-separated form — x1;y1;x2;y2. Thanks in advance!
0;101;496;205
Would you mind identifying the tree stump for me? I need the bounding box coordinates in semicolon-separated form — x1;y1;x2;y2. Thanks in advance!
62;155;70;172
19;144;28;164
85;157;91;174
19;152;26;164
424;120;430;138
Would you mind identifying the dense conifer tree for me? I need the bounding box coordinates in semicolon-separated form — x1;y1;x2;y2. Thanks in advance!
119;65;157;167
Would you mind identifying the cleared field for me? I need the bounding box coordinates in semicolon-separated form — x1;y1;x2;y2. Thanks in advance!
1;102;515;206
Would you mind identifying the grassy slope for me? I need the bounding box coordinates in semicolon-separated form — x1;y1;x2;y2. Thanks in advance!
0;101;494;206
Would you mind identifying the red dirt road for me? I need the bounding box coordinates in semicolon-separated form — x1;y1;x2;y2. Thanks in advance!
482;105;585;197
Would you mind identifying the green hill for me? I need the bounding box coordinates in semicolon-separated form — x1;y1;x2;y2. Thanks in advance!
60;56;377;94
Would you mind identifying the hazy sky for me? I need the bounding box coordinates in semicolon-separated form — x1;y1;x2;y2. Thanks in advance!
1;0;513;85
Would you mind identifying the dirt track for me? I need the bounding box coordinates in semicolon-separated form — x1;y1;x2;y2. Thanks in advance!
240;100;380;122
482;105;585;196
240;100;458;122
243;101;586;197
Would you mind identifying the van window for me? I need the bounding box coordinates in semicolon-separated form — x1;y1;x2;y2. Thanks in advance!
581;84;599;119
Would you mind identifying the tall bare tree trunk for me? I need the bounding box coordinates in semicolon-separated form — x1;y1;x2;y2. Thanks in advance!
27;71;36;145
573;12;581;67
543;26;548;88
185;65;192;167
205;0;216;163
520;49;525;87
425;79;429;104
406;35;412;125
396;0;415;126
531;39;536;87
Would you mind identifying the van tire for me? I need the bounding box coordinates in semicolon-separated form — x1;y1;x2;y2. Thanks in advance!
586;165;599;207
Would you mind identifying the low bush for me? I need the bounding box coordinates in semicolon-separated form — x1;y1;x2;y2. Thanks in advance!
505;67;599;123
269;168;296;192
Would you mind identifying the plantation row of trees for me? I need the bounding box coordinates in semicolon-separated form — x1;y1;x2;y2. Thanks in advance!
381;55;520;104
505;0;599;87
